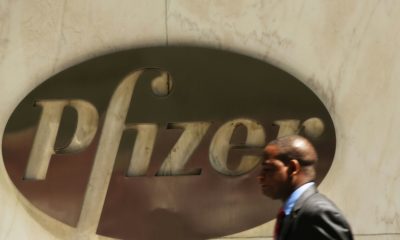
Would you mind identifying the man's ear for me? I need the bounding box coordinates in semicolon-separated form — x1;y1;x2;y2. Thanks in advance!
288;159;301;176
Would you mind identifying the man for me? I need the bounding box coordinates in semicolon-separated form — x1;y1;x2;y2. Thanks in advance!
257;135;353;240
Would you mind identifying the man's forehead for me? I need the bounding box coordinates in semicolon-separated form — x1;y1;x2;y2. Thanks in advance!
264;144;280;157
262;144;282;166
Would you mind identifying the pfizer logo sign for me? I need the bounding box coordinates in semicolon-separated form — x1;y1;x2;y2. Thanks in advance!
2;47;335;239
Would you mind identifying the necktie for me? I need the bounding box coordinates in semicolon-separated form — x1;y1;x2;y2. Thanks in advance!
274;207;285;240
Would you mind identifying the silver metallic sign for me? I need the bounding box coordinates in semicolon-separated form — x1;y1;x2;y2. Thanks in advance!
2;47;335;240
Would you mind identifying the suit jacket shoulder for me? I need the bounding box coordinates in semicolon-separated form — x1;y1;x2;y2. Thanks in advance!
281;185;353;240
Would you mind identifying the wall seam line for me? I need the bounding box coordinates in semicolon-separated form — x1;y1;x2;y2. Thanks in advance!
165;0;169;46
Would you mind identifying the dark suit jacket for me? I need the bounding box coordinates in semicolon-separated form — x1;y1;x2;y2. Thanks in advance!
279;185;353;240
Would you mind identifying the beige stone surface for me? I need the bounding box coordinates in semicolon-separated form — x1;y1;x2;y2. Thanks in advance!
1;0;400;239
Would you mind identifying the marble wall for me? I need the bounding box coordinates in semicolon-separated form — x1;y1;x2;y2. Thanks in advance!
1;0;399;239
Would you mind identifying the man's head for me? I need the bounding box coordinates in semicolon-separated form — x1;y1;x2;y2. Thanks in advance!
257;135;318;201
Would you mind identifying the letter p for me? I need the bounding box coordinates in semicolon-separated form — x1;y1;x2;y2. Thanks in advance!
25;100;98;180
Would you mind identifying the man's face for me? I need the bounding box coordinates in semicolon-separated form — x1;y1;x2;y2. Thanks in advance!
257;144;292;200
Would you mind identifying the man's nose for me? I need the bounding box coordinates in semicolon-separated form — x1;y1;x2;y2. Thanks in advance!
256;175;264;183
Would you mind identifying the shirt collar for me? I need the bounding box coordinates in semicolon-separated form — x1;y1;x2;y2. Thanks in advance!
283;182;315;215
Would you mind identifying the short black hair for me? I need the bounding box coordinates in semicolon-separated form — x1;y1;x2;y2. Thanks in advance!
267;135;318;177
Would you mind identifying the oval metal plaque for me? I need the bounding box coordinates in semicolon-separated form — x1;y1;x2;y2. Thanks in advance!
2;47;336;240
